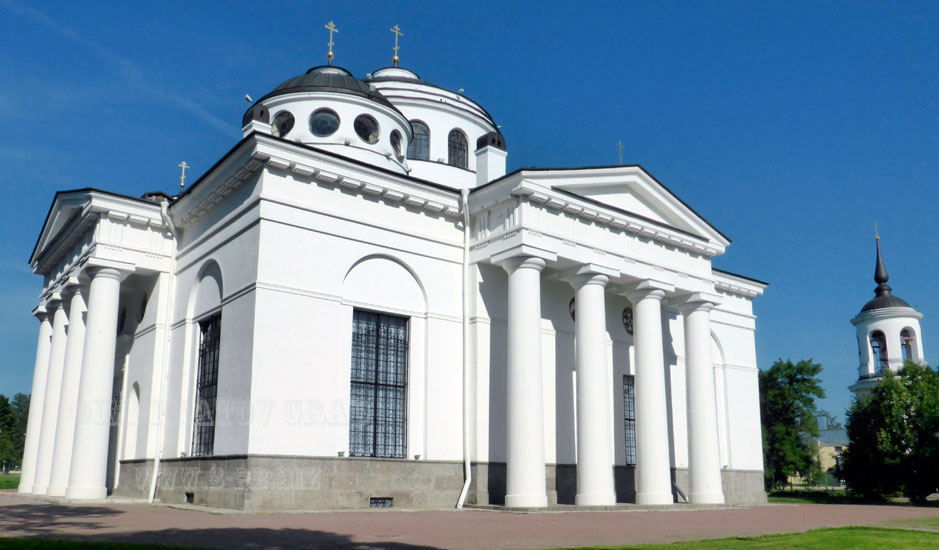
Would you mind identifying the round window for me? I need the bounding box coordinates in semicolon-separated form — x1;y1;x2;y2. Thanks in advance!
354;114;380;144
390;130;403;160
272;111;295;138
309;109;340;137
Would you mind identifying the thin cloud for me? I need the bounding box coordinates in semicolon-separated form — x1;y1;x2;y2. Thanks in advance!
0;0;232;135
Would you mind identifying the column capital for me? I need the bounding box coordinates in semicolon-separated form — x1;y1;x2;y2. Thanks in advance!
82;257;135;281
569;272;609;290
32;305;49;320
559;263;618;290
620;279;674;304
497;255;547;275
674;292;722;314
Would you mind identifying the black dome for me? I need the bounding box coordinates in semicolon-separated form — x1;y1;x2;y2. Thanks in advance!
861;294;911;312
243;66;394;126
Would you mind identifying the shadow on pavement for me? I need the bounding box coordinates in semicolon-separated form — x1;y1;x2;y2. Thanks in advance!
14;528;442;550
0;502;123;534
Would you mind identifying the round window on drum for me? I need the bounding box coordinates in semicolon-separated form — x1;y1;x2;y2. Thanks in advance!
390;130;404;160
272;111;295;138
354;114;380;144
309;108;340;137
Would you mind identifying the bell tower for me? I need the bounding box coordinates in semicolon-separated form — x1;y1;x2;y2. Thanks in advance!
849;237;925;396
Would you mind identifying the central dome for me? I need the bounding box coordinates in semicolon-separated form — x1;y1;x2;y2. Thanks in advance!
242;66;394;126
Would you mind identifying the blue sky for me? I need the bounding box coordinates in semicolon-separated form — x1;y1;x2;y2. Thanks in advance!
1;1;936;420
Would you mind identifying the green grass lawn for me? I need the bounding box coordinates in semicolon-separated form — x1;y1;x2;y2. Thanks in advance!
555;526;939;550
0;474;20;490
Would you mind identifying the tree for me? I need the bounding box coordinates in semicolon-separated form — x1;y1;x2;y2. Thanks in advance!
817;410;843;430
0;395;17;474
842;362;939;503
759;359;825;490
10;393;29;468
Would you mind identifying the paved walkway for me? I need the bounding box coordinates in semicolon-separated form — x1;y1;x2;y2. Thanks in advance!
2;491;939;549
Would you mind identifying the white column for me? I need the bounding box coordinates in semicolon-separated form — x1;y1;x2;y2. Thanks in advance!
47;286;87;497
571;273;616;506
501;256;548;508
679;299;725;504
626;287;673;505
65;267;123;500
17;311;53;494
32;301;69;495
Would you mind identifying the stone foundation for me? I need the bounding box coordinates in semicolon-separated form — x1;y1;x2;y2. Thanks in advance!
117;456;764;510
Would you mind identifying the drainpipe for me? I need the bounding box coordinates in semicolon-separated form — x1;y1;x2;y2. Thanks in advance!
456;188;473;508
149;201;178;503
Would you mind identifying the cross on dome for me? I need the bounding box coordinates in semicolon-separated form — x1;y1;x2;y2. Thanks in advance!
390;25;404;67
325;21;339;65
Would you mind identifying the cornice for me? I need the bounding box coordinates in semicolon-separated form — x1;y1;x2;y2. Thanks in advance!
173;135;463;229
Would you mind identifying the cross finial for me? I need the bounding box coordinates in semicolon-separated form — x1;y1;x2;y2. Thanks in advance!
617;141;624;165
875;222;880;241
390;24;404;67
325;21;339;65
178;161;189;190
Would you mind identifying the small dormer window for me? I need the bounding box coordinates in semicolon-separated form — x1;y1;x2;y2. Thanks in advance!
354;114;380;144
272;111;295;138
448;129;468;169
390;130;404;161
310;109;340;137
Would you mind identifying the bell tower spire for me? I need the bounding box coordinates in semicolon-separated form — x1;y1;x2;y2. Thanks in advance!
873;232;891;297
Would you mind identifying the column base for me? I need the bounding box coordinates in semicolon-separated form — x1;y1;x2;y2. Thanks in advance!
46;485;68;497
689;492;725;505
31;484;48;495
17;483;34;494
505;493;548;508
64;485;107;500
636;492;673;505
575;492;616;506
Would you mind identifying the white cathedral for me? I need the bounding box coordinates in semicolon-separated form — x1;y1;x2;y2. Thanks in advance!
18;40;768;509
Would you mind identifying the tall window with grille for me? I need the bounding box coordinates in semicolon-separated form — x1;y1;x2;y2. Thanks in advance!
623;374;637;465
349;310;408;458
870;330;888;374
447;129;468;169
407;120;430;160
192;313;221;456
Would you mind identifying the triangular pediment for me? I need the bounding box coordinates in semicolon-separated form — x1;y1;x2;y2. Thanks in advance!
526;166;729;247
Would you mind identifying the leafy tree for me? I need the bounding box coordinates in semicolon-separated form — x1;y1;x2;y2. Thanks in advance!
11;393;29;467
817;410;844;430
0;394;17;473
842;362;939;503
759;358;825;490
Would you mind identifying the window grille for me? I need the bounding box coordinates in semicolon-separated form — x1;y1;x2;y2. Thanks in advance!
408;121;430;160
349;310;408;458
870;331;888;374
192;313;221;456
448;129;468;169
623;375;637;465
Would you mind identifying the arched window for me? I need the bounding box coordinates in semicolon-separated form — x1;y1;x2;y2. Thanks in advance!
901;329;914;363
448;129;468;169
408;121;429;160
870;331;888;374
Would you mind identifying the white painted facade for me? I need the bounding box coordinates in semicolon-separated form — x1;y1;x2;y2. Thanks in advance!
18;62;767;508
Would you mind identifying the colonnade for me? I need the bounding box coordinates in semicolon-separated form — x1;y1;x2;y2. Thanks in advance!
499;255;725;507
19;267;127;500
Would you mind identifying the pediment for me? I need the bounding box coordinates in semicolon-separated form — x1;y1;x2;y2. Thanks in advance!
540;166;729;247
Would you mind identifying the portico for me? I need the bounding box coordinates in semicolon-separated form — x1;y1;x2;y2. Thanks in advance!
470;166;748;507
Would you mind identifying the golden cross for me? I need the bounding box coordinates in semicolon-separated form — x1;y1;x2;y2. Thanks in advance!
325;21;339;65
390;24;404;67
875;222;880;241
617;141;624;165
178;161;189;190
